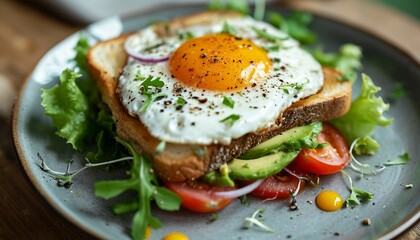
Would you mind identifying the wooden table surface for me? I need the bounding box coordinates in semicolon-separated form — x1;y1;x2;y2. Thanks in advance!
0;0;418;239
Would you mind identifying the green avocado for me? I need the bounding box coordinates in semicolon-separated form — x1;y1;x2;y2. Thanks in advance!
239;122;322;160
228;151;300;180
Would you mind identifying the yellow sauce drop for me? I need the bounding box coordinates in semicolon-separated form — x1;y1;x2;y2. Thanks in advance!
163;232;189;240
316;190;343;211
144;226;152;239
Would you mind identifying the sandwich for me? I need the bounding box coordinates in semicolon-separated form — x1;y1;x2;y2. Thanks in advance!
87;11;351;185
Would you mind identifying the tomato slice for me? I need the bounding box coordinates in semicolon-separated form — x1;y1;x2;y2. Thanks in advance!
243;170;306;200
293;123;350;175
164;181;236;213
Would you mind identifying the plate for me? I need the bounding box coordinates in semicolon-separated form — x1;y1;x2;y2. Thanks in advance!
13;4;420;240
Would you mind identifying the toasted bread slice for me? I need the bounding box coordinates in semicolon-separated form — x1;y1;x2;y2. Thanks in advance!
87;12;352;182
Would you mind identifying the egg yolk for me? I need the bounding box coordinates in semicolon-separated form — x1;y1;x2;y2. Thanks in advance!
169;34;272;91
316;190;343;211
163;232;189;240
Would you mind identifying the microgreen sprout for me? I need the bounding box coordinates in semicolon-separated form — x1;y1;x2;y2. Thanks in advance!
348;138;385;175
243;208;274;233
284;167;319;210
341;170;374;206
38;153;133;187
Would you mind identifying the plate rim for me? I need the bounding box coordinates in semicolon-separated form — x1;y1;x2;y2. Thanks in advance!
12;3;420;240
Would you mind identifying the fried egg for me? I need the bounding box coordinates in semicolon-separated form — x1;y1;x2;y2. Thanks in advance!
119;15;323;145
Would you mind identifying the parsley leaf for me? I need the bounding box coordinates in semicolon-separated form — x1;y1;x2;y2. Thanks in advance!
175;97;187;109
139;75;165;94
383;153;410;166
220;114;240;127
95;138;181;240
222;96;235;108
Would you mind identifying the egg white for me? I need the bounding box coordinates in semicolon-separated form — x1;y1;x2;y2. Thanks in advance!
119;16;323;145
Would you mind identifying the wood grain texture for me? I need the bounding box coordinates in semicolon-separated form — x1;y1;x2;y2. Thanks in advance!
0;0;418;239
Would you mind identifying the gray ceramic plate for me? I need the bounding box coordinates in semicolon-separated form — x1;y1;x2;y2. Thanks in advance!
13;4;420;240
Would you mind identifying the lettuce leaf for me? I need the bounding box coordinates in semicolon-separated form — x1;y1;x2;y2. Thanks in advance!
268;11;316;44
41;69;92;150
311;44;362;82
330;74;393;143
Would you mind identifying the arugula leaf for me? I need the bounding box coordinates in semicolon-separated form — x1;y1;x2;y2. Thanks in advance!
94;138;181;240
383;153;410;166
220;114;240;127
222;96;235;108
221;21;237;35
268;11;316;44
311;44;362;82
330;74;393;144
41;69;91;150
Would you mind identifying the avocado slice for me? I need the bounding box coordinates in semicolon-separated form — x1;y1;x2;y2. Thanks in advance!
239;122;322;159
228;151;300;180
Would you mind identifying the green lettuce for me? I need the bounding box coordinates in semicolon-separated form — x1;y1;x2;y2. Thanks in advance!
41;69;92;150
268;11;316;44
330;74;393;144
312;44;362;82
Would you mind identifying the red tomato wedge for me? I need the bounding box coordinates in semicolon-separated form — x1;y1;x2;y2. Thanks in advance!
243;171;305;200
164;181;236;213
293;123;350;175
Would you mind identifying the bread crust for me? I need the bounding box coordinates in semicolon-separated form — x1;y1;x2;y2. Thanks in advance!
87;12;352;182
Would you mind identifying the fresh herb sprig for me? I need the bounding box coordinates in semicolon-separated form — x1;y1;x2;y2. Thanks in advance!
279;82;304;94
268;11;316;44
220;114;240;127
95;138;181;240
243;208;274;233
135;70;166;112
341;170;374;206
222;96;235;108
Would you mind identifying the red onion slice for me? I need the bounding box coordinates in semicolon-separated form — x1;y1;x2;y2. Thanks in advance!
213;179;264;199
124;36;170;63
